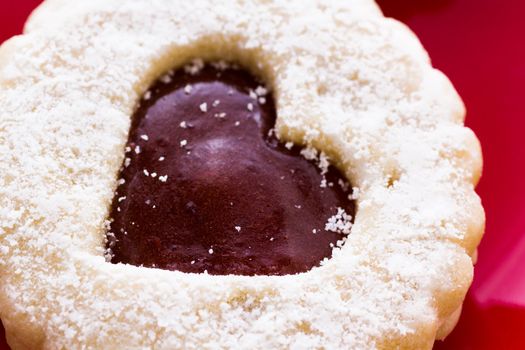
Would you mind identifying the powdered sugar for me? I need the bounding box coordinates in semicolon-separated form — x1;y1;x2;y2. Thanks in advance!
325;207;353;235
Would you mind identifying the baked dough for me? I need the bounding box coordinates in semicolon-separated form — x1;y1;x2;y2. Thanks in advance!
0;0;484;349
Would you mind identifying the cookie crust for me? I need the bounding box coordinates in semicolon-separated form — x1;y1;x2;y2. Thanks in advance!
0;0;484;349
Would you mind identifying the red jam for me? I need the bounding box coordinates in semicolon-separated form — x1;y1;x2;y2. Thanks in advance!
107;63;355;275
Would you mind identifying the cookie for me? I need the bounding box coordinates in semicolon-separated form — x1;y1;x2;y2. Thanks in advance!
0;0;484;349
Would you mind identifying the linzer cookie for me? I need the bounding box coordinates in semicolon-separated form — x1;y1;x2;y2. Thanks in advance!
0;1;484;349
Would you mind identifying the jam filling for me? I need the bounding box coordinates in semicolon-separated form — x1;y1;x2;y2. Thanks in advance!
107;62;355;275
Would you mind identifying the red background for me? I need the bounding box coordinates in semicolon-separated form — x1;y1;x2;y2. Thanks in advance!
1;0;524;349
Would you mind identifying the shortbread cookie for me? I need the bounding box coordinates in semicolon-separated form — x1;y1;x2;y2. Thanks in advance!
0;0;484;349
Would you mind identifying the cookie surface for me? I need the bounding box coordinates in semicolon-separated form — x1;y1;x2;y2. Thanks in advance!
0;0;484;349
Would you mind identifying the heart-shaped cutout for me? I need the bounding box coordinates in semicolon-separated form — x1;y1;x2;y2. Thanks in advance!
106;62;355;275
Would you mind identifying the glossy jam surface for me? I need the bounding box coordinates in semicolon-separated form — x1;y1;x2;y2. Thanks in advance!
107;64;354;275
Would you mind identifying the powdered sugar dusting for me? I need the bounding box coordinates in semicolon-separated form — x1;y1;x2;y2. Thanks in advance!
325;207;353;234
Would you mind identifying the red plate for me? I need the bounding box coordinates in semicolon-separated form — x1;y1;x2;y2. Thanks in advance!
1;1;524;349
